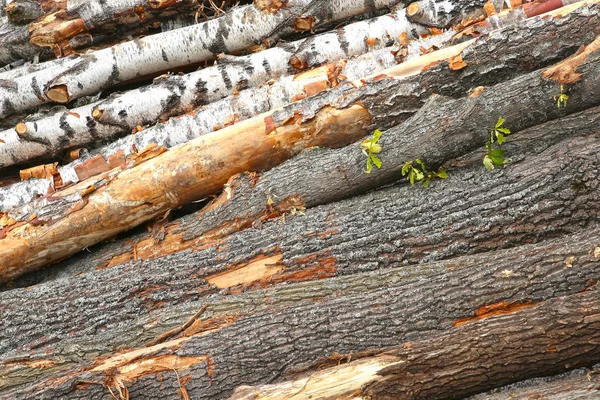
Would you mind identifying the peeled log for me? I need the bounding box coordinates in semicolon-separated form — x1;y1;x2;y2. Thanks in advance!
230;287;600;400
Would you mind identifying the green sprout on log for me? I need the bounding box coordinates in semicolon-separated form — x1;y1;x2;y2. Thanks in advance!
483;116;512;170
554;84;569;108
361;129;383;174
401;159;448;188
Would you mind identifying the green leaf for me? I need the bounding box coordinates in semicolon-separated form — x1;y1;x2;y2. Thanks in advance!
422;178;431;188
496;132;506;144
366;157;373;174
370;154;382;168
485;141;492;151
415;159;425;170
370;143;382;154
495;116;505;128
490;148;505;158
483;155;495;170
414;169;425;182
435;169;448;179
409;170;415;185
372;129;382;142
402;162;411;176
497;127;511;134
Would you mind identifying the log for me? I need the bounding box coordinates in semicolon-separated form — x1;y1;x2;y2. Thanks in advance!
3;219;599;397
0;0;403;118
0;38;396;172
16;22;598;276
467;367;600;399
229;287;600;400
2;29;600;282
1;110;598;391
3;2;597;205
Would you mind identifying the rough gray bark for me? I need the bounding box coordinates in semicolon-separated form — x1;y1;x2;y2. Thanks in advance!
231;288;600;400
468;367;600;400
3;222;599;398
1;117;599;394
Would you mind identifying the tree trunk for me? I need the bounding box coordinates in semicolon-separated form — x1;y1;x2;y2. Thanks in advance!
0;112;598;392
2;222;599;398
0;0;402;118
230;288;600;400
2;30;598;282
3;3;597;206
468;367;600;400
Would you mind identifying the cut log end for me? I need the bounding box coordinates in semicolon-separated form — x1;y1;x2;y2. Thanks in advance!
92;108;104;120
15;122;28;136
45;85;71;103
407;2;420;17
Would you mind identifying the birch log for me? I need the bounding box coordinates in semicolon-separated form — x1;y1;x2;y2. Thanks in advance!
0;0;403;118
0;39;393;171
3;3;595;199
26;0;240;58
1;26;600;280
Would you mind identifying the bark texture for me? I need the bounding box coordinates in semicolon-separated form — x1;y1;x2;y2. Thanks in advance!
1;115;598;394
2;222;599;397
1;30;600;281
230;288;600;400
0;0;402;118
468;368;600;399
3;4;597;204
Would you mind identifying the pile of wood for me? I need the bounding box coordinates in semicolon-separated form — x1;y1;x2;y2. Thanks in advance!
1;0;600;398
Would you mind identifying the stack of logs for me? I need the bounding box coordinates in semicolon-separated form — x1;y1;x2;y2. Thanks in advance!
1;0;600;398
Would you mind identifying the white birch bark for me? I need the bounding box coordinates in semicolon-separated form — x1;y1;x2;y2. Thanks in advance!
56;47;398;185
0;0;403;118
289;0;490;69
1;0;431;170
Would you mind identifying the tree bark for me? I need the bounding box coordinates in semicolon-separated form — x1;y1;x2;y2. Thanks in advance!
0;0;403;118
229;288;600;400
1;112;598;388
0;41;395;172
1;30;600;282
467;367;600;399
2;221;599;398
3;3;597;205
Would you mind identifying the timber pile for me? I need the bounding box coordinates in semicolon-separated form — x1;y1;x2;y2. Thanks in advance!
0;0;600;398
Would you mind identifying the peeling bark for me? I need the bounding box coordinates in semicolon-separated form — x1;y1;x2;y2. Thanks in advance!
2;221;600;397
4;4;597;200
230;288;600;400
0;0;402;118
1;26;597;279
